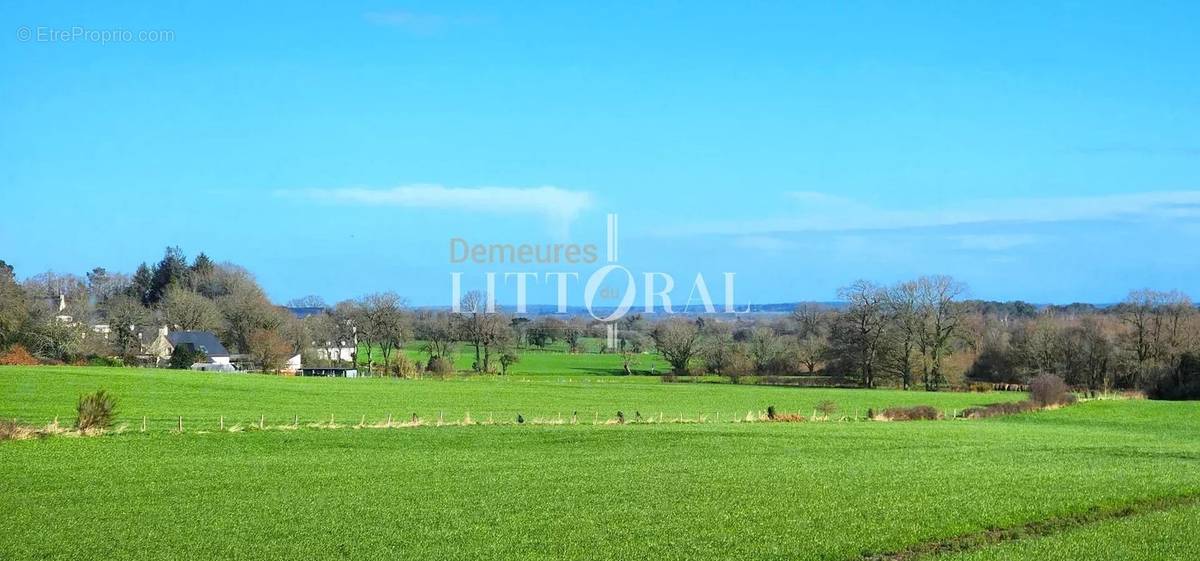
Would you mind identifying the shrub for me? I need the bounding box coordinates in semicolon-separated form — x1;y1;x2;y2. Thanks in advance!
876;405;942;421
815;400;838;418
0;344;38;366
498;351;520;375
969;382;993;393
0;419;41;441
389;355;419;378
766;405;777;420
1148;353;1200;401
75;390;117;432
426;356;455;378
169;345;208;369
959;401;1041;419
88;356;125;367
1029;374;1071;406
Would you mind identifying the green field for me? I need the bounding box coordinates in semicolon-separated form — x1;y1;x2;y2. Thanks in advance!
932;502;1200;561
363;338;673;375
1;366;1022;429
2;366;1198;560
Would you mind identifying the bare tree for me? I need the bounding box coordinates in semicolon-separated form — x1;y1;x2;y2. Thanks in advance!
247;328;292;373
102;294;151;360
287;295;328;308
161;286;222;331
215;274;282;353
455;290;487;372
916;275;967;390
833;280;888;388
651;318;702;375
884;281;921;389
357;292;409;375
794;333;828;373
415;310;456;368
747;326;781;374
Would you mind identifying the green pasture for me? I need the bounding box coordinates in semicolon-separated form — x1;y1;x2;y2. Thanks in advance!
930;502;1200;561
0;396;1197;560
355;338;672;376
1;366;1022;429
2;367;1197;560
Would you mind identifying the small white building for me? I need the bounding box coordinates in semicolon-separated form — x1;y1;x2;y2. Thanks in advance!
313;342;356;363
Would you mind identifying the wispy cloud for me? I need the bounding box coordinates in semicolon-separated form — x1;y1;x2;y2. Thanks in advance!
364;10;480;35
950;234;1039;252
734;235;798;252
279;184;594;236
655;190;1200;237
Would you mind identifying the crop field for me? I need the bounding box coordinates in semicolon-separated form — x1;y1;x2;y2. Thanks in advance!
935;502;1200;561
0;366;1022;429
2;367;1198;560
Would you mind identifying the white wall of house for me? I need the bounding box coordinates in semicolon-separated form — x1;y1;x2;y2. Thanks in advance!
315;347;355;362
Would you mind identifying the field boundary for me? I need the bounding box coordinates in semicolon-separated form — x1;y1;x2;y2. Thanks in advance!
858;492;1200;561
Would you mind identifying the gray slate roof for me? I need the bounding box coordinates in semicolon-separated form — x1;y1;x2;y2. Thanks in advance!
166;331;230;358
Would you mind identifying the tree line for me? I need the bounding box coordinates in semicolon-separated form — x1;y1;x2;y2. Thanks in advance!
2;250;1197;396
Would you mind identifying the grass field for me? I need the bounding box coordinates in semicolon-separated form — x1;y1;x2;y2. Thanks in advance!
1;366;1023;429
932;502;1200;561
364;338;673;376
2;367;1198;560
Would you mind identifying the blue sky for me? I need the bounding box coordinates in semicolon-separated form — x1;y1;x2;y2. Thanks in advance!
2;1;1198;306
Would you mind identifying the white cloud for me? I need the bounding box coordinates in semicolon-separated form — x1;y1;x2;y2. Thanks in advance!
363;11;480;35
281;184;594;236
653;190;1200;237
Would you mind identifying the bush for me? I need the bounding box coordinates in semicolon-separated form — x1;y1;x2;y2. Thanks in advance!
968;382;993;393
1029;374;1071;406
169;345;208;369
0;419;42;441
388;355;419;378
1148;353;1200;401
876;405;942;421
498;351;520;375
75;390;117;432
815;400;838;418
959;401;1041;419
88;356;125;367
0;344;39;366
426;356;455;378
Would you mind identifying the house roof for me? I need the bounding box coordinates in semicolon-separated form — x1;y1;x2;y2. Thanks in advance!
167;331;230;358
